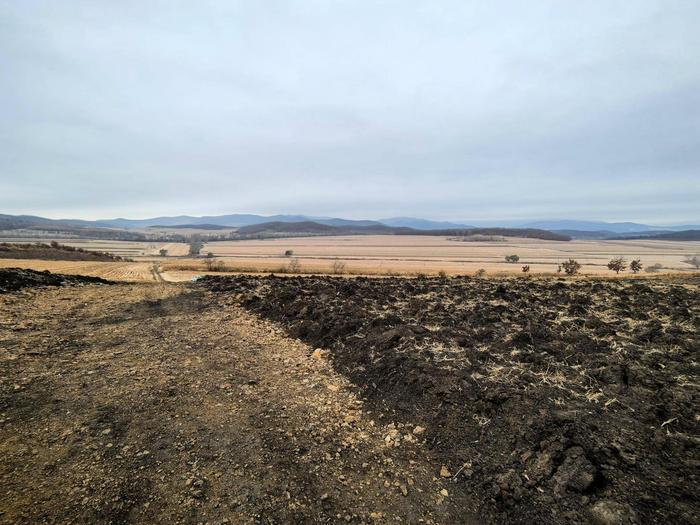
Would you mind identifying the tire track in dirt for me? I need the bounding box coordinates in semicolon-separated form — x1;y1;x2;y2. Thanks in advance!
0;283;478;524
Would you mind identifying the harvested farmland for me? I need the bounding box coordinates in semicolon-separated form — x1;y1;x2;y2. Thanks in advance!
0;242;127;262
202;274;700;524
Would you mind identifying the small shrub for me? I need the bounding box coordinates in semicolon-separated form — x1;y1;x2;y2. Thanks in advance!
475;268;486;278
438;270;448;278
331;260;347;274
284;250;294;257
204;259;226;272
629;259;642;273
159;248;168;257
521;265;530;273
505;254;520;263
683;255;700;269
645;263;663;273
607;257;627;274
206;252;214;258
561;259;581;276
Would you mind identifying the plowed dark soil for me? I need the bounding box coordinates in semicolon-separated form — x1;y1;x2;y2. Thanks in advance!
0;268;111;293
203;275;700;525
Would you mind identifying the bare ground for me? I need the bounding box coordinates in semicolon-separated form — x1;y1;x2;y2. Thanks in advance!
0;282;477;524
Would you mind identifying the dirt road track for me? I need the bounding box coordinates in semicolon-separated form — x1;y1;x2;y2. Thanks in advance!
0;283;477;524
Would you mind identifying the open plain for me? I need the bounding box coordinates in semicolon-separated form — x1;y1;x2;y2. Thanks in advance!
202;236;699;276
0;236;697;281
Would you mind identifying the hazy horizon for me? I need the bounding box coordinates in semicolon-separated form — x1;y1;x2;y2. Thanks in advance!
2;1;699;222
5;209;699;228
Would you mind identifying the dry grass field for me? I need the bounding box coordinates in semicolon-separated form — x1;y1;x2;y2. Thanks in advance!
0;238;190;258
0;259;158;282
200;235;700;276
1;236;698;282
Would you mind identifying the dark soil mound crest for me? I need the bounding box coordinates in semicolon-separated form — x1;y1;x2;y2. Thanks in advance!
0;268;112;293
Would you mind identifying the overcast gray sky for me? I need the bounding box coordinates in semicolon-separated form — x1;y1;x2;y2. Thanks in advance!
1;1;699;223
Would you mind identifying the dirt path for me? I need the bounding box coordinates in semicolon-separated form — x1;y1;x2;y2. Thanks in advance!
0;283;477;524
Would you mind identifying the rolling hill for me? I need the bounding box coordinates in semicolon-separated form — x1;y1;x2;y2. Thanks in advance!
237;221;571;241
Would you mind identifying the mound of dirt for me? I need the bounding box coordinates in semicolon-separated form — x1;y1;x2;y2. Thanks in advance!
0;268;111;293
203;275;700;524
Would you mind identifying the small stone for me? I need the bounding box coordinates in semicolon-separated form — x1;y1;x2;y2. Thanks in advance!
440;466;451;478
413;426;426;435
440;489;449;497
399;484;408;496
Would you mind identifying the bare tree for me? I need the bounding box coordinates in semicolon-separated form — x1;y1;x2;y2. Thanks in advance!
629;259;642;273
561;259;581;276
189;235;203;256
607;257;627;274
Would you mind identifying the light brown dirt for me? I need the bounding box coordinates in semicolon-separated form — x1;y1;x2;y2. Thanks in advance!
0;283;477;524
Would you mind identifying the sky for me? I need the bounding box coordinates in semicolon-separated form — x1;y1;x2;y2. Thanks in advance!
1;1;699;224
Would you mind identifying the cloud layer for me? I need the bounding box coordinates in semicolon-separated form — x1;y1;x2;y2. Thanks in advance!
1;1;699;223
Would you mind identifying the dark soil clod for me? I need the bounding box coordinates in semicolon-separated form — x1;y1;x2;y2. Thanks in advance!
203;274;700;525
0;268;112;293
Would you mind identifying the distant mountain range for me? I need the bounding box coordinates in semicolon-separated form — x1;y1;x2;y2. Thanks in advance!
1;213;698;239
518;220;699;234
102;216;700;233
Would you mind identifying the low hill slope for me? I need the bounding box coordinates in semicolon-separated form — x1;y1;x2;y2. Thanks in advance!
238;221;571;241
0;242;128;261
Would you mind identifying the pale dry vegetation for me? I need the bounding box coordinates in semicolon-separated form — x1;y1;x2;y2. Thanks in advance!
2;236;699;281
200;236;700;276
